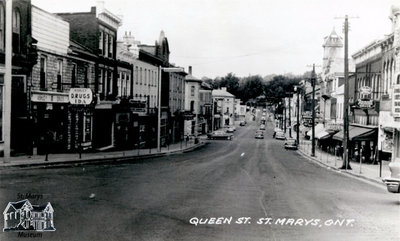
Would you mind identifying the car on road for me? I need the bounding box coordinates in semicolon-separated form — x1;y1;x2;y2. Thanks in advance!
284;138;298;150
207;131;233;140
383;162;400;193
260;124;266;130
240;121;246;126
262;112;266;116
255;131;264;139
224;126;236;133
275;131;286;140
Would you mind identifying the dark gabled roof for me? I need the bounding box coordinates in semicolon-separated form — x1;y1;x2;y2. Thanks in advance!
31;203;50;212
10;200;29;210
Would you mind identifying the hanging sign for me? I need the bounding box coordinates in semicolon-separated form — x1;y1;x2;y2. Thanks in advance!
356;98;374;109
69;88;93;105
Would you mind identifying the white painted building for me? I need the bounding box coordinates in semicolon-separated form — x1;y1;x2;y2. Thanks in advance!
184;66;202;136
212;87;235;128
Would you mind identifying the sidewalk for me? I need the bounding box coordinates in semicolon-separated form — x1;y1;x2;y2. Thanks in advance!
297;138;390;185
0;138;206;169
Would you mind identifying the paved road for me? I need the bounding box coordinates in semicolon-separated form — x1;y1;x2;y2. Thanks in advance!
0;112;399;241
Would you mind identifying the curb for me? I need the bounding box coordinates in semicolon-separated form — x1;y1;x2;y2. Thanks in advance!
0;142;206;170
296;148;385;187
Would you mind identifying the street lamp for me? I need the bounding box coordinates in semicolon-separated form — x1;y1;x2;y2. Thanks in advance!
157;66;185;152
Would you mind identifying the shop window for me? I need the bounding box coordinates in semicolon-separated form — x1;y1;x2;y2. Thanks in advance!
83;113;92;142
40;56;47;90
0;4;4;51
12;8;20;54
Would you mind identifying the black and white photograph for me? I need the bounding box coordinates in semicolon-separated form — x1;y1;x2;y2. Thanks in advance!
0;0;399;240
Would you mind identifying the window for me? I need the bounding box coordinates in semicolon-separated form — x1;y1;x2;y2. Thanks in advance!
57;59;63;91
107;70;112;95
191;86;195;96
71;64;77;87
0;4;4;51
98;69;103;94
84;66;89;88
40;56;47;90
103;33;108;56
108;34;113;58
117;72;121;96
135;66;138;84
144;69;147;85
99;31;103;52
139;67;142;85
12;8;20;53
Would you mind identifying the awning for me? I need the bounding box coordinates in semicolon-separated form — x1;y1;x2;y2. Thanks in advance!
316;131;330;139
306;123;324;137
332;126;377;142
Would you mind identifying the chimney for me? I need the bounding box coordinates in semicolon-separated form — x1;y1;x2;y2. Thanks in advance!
188;66;192;75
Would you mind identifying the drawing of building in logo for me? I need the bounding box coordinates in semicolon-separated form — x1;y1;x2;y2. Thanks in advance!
3;199;55;232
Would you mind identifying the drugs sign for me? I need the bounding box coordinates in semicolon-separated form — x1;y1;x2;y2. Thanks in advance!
69;88;93;105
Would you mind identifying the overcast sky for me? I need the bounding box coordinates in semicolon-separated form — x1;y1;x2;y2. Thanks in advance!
32;0;396;79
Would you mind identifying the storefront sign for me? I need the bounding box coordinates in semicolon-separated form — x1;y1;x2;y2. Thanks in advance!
31;91;69;103
392;85;400;118
69;88;93;105
356;99;374;109
359;86;372;95
183;111;195;120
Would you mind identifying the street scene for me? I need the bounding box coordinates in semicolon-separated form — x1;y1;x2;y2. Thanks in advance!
0;0;400;240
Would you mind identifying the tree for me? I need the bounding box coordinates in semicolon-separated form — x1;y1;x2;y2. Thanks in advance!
217;73;240;97
239;75;265;102
264;75;302;104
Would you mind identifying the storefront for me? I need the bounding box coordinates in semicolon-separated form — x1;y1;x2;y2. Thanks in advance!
332;125;378;163
31;90;70;154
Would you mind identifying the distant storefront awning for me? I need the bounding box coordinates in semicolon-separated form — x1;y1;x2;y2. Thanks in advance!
332;126;377;142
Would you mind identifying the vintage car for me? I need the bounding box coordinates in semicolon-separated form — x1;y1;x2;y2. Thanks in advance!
255;131;264;139
275;131;286;140
240;121;246;126
383;162;400;193
260;124;266;130
284;138;298;150
224;125;236;132
207;131;233;140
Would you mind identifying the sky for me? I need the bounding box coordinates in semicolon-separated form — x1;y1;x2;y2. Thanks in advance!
31;0;396;79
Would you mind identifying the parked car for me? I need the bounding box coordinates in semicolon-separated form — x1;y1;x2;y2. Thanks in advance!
240;121;246;126
273;128;282;138
260;124;266;130
255;131;264;139
207;131;233;140
284;138;298;150
225;125;236;132
383;162;400;193
275;131;286;140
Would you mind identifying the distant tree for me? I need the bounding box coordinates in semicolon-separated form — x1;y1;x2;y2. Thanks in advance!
264;75;302;104
217;73;240;97
239;75;265;102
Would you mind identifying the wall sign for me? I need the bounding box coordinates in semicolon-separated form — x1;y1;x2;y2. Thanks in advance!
69;88;93;105
393;85;400;119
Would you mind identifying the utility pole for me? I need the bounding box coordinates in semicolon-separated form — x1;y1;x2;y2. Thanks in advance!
3;0;12;163
295;86;300;145
341;15;351;169
288;93;292;138
311;64;316;157
284;99;287;133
